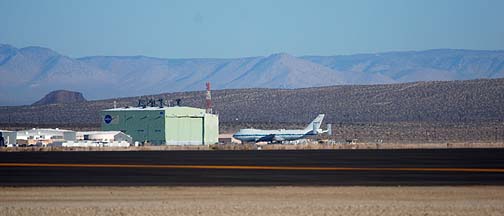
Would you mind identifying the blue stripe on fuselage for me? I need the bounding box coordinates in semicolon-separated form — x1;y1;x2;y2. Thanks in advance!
233;132;316;141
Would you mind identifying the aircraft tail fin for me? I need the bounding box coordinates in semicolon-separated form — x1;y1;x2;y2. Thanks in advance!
304;114;325;134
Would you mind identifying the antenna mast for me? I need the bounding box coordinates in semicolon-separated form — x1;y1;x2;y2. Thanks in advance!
206;81;212;114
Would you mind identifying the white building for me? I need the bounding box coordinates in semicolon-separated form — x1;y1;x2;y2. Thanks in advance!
16;128;76;141
76;131;132;143
61;131;132;147
0;130;17;146
16;128;76;146
11;128;133;148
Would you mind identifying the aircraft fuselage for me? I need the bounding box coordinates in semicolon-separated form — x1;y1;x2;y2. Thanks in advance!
233;129;316;142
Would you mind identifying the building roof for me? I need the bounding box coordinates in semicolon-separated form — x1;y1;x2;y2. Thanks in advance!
18;128;73;133
103;106;172;111
16;128;74;139
102;106;215;117
76;131;122;136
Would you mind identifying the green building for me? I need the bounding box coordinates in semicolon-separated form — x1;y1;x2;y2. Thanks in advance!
100;106;218;145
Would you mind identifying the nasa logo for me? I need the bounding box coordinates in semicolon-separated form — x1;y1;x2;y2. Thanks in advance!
104;115;112;124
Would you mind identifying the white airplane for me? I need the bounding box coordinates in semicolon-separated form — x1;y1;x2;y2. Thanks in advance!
233;114;326;143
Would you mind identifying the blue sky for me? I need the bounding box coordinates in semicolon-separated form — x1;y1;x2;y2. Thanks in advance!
1;0;503;58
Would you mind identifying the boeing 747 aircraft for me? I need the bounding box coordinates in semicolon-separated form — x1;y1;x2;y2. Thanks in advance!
233;114;326;143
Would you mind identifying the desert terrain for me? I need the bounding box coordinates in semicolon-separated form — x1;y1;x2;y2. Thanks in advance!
1;186;503;216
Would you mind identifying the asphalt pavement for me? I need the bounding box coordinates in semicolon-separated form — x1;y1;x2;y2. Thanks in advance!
1;149;503;186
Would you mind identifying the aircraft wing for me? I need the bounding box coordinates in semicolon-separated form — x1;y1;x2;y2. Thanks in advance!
257;134;285;142
257;134;275;142
273;135;285;142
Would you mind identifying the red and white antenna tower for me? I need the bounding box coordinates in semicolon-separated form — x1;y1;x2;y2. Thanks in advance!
205;81;212;114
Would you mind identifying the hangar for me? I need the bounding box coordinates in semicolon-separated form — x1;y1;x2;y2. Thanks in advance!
100;106;218;145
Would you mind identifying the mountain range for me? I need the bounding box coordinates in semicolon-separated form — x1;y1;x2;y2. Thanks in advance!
1;43;503;105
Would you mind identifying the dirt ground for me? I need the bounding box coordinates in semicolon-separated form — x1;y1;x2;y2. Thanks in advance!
1;186;503;216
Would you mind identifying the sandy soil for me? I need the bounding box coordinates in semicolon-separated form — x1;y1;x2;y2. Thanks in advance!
1;186;503;216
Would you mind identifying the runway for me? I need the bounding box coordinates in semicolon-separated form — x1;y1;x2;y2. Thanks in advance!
1;149;504;186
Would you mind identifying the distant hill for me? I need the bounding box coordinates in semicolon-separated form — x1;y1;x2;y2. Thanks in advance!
1;79;503;128
32;90;86;106
1;43;503;105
